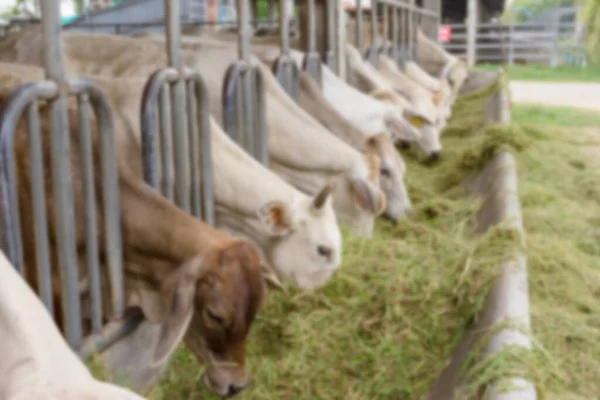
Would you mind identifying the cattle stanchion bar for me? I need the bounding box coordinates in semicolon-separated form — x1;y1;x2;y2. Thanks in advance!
140;68;215;225
0;0;140;358
222;0;268;166
302;0;323;86
0;78;141;357
139;0;215;224
351;0;440;67
272;0;300;99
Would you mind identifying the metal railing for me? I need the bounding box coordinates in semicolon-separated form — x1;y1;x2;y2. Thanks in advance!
0;0;139;357
347;0;440;67
222;0;269;166
272;0;300;99
301;0;323;86
140;0;215;224
442;21;586;66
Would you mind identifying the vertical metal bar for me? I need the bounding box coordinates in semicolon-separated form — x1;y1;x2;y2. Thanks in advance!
253;70;269;166
186;81;201;219
76;93;102;333
234;76;245;146
238;0;251;63
41;0;82;348
280;0;290;56
193;79;214;225
383;4;389;52
26;102;53;316
158;85;173;201
243;71;255;156
392;4;398;55
165;0;190;213
325;0;336;73
356;0;363;51
370;0;377;51
307;0;316;52
0;103;24;276
90;84;124;321
408;0;414;59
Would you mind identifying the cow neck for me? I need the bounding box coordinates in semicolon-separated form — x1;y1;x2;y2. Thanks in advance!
118;165;231;267
214;204;269;252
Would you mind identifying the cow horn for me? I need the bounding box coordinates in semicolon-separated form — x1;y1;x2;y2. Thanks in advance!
313;183;336;210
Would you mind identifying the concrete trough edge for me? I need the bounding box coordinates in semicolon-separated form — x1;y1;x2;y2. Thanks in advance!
427;69;537;400
479;72;536;400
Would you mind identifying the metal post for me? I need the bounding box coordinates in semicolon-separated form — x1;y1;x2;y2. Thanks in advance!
238;0;251;63
40;0;82;348
165;0;190;212
466;0;477;67
356;0;363;51
408;0;414;60
370;0;377;51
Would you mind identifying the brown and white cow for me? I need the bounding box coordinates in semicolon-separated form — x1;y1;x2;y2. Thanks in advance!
0;67;267;397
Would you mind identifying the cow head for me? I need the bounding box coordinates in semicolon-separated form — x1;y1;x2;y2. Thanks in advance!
325;153;387;237
362;132;413;221
399;106;443;161
135;240;265;398
257;183;342;290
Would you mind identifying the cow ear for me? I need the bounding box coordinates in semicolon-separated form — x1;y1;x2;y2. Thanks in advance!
351;178;387;216
257;201;294;236
137;256;203;366
384;113;421;142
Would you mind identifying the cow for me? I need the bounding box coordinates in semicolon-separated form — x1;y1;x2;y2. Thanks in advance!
131;30;425;145
416;29;469;103
297;70;414;221
0;250;147;400
344;43;443;160
0;29;385;237
74;73;343;291
376;53;451;130
0;67;267;397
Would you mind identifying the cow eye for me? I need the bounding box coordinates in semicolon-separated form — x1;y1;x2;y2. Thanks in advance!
380;167;391;178
206;309;224;325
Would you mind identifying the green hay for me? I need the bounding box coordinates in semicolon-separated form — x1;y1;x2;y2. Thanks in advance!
443;73;508;137
142;75;525;400
91;78;600;399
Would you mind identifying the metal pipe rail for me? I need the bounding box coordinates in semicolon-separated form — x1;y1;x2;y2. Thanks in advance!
0;0;143;360
0;77;136;355
350;0;439;66
140;67;215;225
139;0;215;224
272;0;300;99
302;0;323;86
222;0;269;166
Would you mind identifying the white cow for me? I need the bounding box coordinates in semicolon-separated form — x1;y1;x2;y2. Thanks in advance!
80;74;342;291
297;70;414;220
137;33;417;221
344;43;443;159
0;251;147;400
0;30;385;237
416;29;469;102
144;31;423;145
377;53;451;130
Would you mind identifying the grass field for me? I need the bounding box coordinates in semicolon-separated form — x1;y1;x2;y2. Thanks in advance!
476;63;600;83
93;83;600;399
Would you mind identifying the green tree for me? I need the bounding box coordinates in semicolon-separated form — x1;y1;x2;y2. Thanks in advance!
504;0;576;23
580;0;600;61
